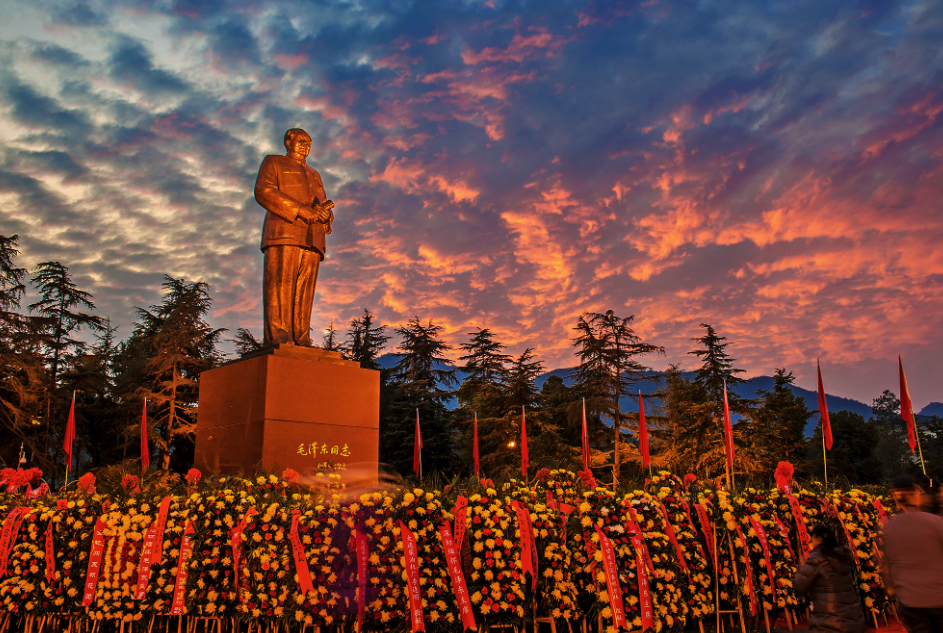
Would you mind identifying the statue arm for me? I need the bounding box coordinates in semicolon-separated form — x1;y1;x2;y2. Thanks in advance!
254;157;312;223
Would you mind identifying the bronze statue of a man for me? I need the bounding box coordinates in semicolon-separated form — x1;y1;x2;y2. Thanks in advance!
255;128;334;346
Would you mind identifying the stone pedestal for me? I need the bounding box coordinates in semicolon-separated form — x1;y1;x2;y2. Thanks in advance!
193;344;380;485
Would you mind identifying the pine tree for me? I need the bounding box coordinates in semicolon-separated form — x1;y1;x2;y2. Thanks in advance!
571;311;663;483
29;261;105;388
455;328;511;474
746;368;813;478
0;236;47;468
125;276;224;472
232;328;264;356
651;364;709;474
345;309;390;370
871;390;917;476
321;321;342;351
380;318;457;477
681;324;752;477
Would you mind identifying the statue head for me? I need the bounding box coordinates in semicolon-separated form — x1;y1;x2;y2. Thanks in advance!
284;128;312;160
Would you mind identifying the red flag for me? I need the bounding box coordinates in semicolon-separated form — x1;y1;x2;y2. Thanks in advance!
817;360;833;450
638;391;649;468
140;400;150;472
899;356;917;453
63;392;76;468
722;381;734;471
521;407;528;479
472;412;479;476
581;398;590;471
413;409;423;477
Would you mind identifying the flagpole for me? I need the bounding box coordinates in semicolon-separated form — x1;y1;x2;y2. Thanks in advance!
821;428;828;488
915;421;927;475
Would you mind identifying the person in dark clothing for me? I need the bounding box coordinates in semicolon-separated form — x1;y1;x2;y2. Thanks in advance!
882;476;943;633
793;524;866;633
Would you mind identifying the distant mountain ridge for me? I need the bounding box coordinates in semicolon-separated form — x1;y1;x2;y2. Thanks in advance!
376;354;936;434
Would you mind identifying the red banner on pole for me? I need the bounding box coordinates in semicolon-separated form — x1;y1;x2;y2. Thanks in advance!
520;407;529;479
723;381;734;472
638;391;650;468
899;357;917;453
472;413;479;476
170;521;195;615
135;496;171;599
81;517;107;607
594;526;628;629
439;522;477;631
817;360;833;450
414;409;423;478
398;521;426;633
63;392;76;468
140;400;150;472
356;528;369;633
581;398;590;471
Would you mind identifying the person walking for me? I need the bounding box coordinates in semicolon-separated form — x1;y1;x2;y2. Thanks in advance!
793;523;866;633
882;475;943;633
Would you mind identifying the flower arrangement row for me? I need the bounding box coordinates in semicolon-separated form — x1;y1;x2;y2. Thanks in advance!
0;467;895;633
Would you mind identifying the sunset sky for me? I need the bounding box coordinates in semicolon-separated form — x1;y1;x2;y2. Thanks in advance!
0;0;941;408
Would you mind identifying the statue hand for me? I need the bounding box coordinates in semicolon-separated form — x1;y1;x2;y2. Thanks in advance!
297;207;317;224
314;204;332;223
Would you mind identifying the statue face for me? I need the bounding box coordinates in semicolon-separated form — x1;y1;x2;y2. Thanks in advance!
285;133;312;159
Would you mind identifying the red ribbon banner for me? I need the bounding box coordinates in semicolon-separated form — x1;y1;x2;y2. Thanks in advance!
44;518;56;584
511;500;538;589
655;502;690;575
0;507;28;577
439;522;477;631
134;496;171;600
453;496;468;552
678;499;707;562
594;526;628;629
625;506;657;578
289;513;315;596
773;516;795;560
831;504;860;566
81;517;108;607
733;525;758;616
229;508;258;601
694;504;716;563
398;521;426;633
786;494;811;554
170;521;196;615
748;516;777;593
356;528;369;633
872;500;889;527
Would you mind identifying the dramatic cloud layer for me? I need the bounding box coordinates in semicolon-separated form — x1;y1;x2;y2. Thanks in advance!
1;0;941;406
